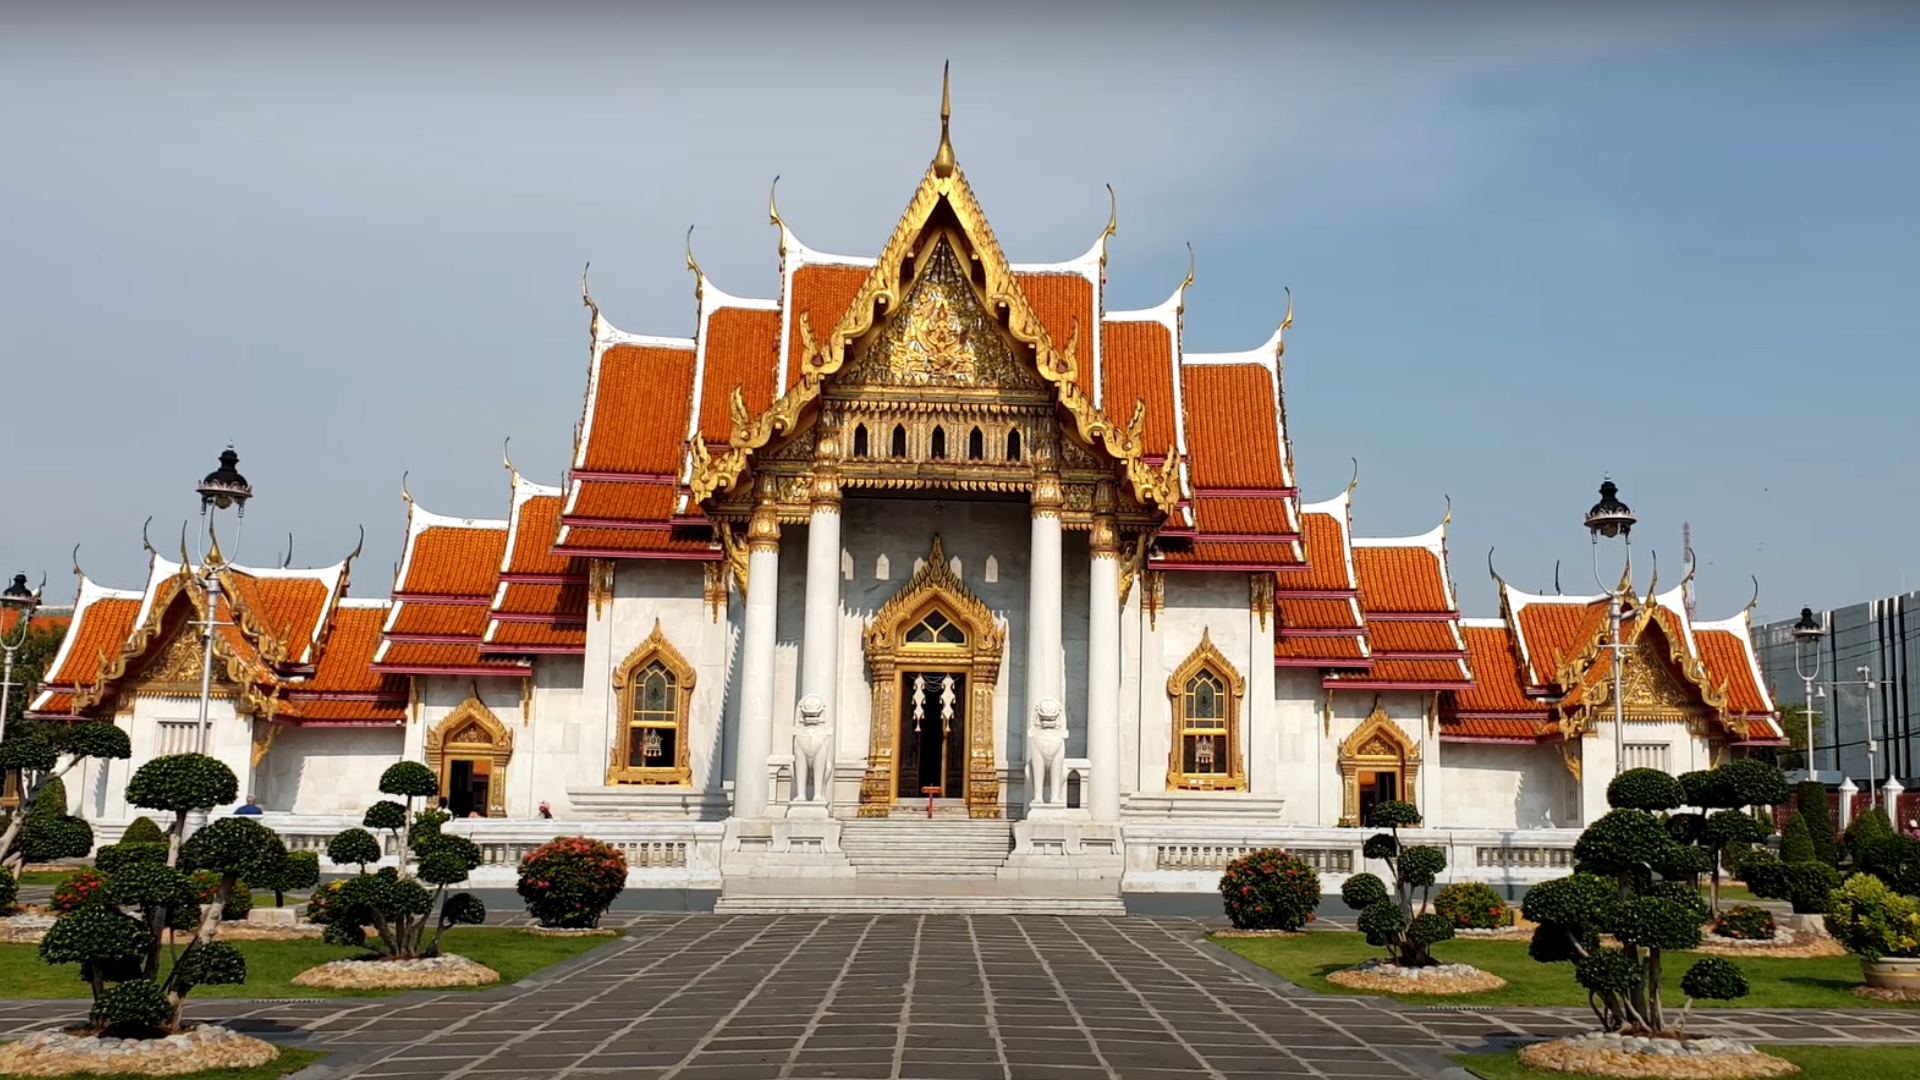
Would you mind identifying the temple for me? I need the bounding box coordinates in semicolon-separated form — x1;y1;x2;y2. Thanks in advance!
27;83;1784;905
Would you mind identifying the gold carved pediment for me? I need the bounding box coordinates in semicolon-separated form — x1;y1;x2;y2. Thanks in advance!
838;236;1044;394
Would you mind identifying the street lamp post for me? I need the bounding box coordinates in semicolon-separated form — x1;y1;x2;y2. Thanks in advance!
186;447;251;832
0;572;44;746
1585;479;1636;777
1861;666;1879;809
1791;606;1825;783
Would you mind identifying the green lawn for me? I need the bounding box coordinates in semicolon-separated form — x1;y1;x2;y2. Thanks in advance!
1213;932;1907;1010
0;928;617;999
0;1047;325;1080
1453;1045;1920;1080
11;871;72;887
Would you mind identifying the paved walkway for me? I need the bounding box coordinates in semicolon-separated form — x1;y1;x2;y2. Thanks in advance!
3;915;1918;1080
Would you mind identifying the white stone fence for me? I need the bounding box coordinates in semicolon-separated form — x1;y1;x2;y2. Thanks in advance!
1121;824;1584;893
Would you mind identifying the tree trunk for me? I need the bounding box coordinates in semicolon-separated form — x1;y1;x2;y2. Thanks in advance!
1709;851;1722;915
167;811;187;868
1645;949;1666;1034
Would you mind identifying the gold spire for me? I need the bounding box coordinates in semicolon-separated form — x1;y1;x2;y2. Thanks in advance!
1345;456;1359;496
933;61;955;179
1441;494;1452;531
503;437;517;487
141;516;157;557
400;470;415;508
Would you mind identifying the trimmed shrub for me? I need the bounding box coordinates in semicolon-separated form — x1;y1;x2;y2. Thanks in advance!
1780;812;1816;864
1216;848;1319;932
262;850;320;906
0;866;17;915
326;828;382;871
314;762;486;959
1607;768;1687;812
17;777;95;863
1680;956;1749;1002
379;762;439;799
519;836;634;930
1745;857;1839;915
89;979;172;1032
51;868;110;912
1341;801;1452;966
1794;781;1838;866
120;817;167;846
94;842;168;877
1710;905;1776;941
1826;873;1920;960
1434;882;1509;930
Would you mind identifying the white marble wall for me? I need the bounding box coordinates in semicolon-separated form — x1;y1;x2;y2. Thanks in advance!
258;724;405;815
1437;742;1568;829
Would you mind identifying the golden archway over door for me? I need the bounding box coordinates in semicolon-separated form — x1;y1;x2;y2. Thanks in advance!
859;536;1006;818
425;695;512;818
1338;699;1420;827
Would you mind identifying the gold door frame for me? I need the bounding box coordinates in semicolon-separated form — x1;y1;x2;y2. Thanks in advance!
425;694;513;817
1338;698;1420;827
859;537;1006;818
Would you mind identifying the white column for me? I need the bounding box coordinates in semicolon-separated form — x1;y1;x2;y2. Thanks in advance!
793;441;842;810
1085;487;1121;821
1026;460;1065;811
733;484;781;820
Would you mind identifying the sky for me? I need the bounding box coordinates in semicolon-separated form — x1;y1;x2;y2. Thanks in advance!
2;1;1916;623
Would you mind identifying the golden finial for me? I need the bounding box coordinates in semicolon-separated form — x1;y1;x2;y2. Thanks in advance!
141;516;156;557
1554;560;1563;595
1644;550;1659;603
685;225;702;278
1182;242;1196;291
1744;575;1761;613
71;543;85;580
768;175;784;230
282;533;294;569
1487;546;1507;587
1345;457;1359;496
933;61;955;179
1441;494;1452;531
1097;184;1118;268
580;262;596;316
207;515;225;566
400;470;415;508
348;524;365;563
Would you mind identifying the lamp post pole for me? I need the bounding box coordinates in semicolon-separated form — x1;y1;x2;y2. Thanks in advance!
1791;607;1825;783
186;446;252;833
1584;479;1636;777
0;573;44;747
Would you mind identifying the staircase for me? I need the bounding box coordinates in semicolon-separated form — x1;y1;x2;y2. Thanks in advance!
837;818;1012;877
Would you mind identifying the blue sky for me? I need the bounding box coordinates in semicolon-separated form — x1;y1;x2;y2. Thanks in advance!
2;1;1915;621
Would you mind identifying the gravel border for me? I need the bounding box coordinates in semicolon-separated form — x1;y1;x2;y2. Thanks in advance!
0;1024;279;1077
1518;1034;1800;1078
1326;959;1508;995
290;953;500;990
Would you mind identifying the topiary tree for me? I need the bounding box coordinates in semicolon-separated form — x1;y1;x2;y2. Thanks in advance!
1338;800;1453;967
14;775;94;865
1843;807;1920;894
1674;758;1787;912
261;850;320;907
1793;781;1838;866
120;817;167;846
518;836;633;929
0;865;17;915
1676;956;1749;1035
308;759;485;960
1779;811;1816;863
124;754;239;866
1523;768;1748;1035
0;718;129;872
37;814;286;1036
1433;882;1509;930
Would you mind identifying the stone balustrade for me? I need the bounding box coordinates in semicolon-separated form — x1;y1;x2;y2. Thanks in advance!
1122;823;1582;892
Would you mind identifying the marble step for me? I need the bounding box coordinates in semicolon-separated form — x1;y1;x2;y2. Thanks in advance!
713;893;1125;915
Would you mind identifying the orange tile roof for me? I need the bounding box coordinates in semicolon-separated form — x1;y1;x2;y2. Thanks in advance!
1450;625;1545;715
1329;658;1472;687
389;602;490;638
579;343;696;474
787;265;870;388
504;495;584;578
1695;628;1769;715
374;641;527;673
485;622;587;651
1368;620;1462;655
286;698;406;724
1182;365;1286;489
1292;513;1355;591
1513;599;1610;683
1157;541;1301;568
1;611;69;636
556;527;716;557
303;606;405;695
567;482;678;524
1354;547;1452;615
493;583;588;620
698;307;781;443
1276;635;1367;661
27;691;75;717
1444;717;1553;740
47;596;140;686
1277;597;1364;631
1014;271;1094;397
1100;321;1178;455
222;572;331;660
1194;497;1294;536
400;526;508;598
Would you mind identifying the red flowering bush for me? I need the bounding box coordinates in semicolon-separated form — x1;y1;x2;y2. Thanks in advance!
517;837;628;929
50;868;109;913
1433;882;1509;930
1219;849;1320;931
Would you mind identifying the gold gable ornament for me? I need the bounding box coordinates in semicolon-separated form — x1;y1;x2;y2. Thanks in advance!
1337;699;1420;827
425;694;513;817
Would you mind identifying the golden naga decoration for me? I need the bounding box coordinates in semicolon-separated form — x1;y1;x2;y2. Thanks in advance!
687;68;1184;516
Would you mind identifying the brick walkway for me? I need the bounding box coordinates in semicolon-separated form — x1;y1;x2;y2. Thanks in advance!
3;915;1918;1080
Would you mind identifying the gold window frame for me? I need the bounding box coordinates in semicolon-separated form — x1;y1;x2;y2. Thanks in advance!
1166;629;1247;791
608;619;695;786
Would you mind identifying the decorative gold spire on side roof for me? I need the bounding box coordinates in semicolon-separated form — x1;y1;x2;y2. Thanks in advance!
1176;243;1196;315
400;470;415;508
1441;494;1453;534
141;516;156;557
685;226;704;304
934;62;955;179
502;437;517;488
1277;287;1293;359
1099;184;1118;268
1345;457;1360;496
71;543;84;581
1744;575;1761;614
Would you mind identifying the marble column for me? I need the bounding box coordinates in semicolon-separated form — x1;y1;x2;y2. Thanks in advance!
733;478;781;820
1025;449;1065;811
1086;483;1122;821
793;421;842;811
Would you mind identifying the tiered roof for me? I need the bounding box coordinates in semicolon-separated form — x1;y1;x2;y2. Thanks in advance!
373;503;529;677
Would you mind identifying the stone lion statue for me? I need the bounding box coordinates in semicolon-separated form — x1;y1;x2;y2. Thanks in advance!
1026;697;1067;807
794;694;832;804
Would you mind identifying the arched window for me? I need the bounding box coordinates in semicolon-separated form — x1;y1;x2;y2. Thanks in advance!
967;426;984;460
1166;630;1246;790
1006;428;1022;461
891;424;908;457
905;608;967;646
852;424;869;457
610;620;694;785
930;427;947;459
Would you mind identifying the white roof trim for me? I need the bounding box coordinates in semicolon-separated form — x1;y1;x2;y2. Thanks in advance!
686;282;782;474
1352;522;1446;553
396;505;507;594
499;475;564;577
1183;325;1285;368
1012;243;1105;407
135;556;184;627
777;231;876;391
40;575;145;688
1460;616;1507;629
338;597;391;611
1300;491;1357;591
224;560;349;664
1693;611;1776;713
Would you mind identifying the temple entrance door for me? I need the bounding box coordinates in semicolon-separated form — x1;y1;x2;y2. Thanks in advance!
444;759;492;818
897;670;967;800
1357;769;1398;825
